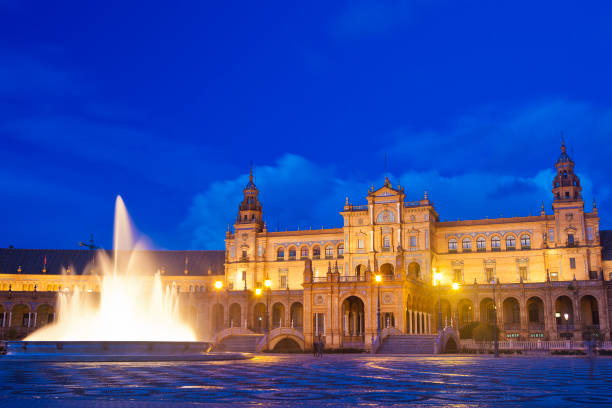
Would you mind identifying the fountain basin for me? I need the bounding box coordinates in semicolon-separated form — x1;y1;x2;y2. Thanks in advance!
1;341;251;362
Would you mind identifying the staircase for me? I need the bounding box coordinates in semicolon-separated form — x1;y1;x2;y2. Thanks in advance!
377;335;437;354
219;334;264;352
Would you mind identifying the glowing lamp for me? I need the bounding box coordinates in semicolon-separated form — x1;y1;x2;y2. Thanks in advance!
264;279;272;288
214;280;223;290
255;288;262;296
375;274;382;283
451;282;459;291
564;313;569;321
434;272;442;282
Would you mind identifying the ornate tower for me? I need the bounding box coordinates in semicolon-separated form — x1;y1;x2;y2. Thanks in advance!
552;141;582;202
235;166;264;232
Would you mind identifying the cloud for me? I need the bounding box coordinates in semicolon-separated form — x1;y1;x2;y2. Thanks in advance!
184;98;612;249
183;154;576;249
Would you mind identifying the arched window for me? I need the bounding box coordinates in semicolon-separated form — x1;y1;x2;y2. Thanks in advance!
477;237;486;251
300;247;309;259
520;234;531;249
337;244;344;258
448;238;458;252
312;246;321;259
506;235;516;250
277;248;285;260
563;171;568;179
325;246;333;259
383;235;391;249
462;238;471;251
376;210;395;223
491;236;501;251
288;247;297;260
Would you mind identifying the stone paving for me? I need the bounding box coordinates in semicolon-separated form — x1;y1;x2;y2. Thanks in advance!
1;354;612;406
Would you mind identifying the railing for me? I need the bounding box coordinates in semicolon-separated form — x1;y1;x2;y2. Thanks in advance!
404;201;421;208
528;322;545;331
503;322;521;331
461;339;612;351
216;326;255;343
371;326;402;353
557;323;575;331
255;326;305;352
312;276;328;283
339;275;367;282
346;205;369;212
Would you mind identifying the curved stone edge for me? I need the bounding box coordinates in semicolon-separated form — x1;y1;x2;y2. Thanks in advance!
0;352;252;363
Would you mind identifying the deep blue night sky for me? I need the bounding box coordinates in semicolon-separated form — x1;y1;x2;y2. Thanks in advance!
1;1;612;250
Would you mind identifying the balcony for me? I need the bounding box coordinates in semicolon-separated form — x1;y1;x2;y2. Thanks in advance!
313;255;320;260
462;248;471;253
492;247;501;252
566;240;577;248
345;205;368;212
339;275;367;282
276;256;284;261
521;245;531;250
528;322;545;331
448;249;457;254
506;246;516;251
477;247;486;253
504;322;521;331
381;247;391;252
288;255;296;261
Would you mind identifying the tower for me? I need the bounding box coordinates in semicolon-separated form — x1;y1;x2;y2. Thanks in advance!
552;141;582;202
551;140;585;248
235;166;264;232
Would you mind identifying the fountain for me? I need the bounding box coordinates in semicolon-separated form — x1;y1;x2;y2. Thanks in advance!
2;196;248;362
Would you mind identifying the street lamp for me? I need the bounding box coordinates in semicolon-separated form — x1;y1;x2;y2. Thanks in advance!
214;280;223;335
434;269;442;331
451;282;460;329
375;274;381;339
264;278;272;351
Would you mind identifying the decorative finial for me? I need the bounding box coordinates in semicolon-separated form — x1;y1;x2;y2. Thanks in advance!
540;200;545;216
249;161;254;182
424;191;428;200
561;131;566;152
345;196;349;206
593;197;597;209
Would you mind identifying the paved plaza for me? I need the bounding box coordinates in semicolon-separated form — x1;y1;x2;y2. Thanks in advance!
1;354;612;406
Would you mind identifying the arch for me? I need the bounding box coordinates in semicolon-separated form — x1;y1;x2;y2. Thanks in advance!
290;302;303;330
491;235;501;250
434;299;452;329
324;245;333;258
480;298;495;323
457;299;474;325
580;295;600;327
312;245;321;259
35;304;54;327
300;246;309;259
382;312;395;328
376;210;395;223
502;297;520;329
288;246;297;260
211;304;224;333
526;296;545;328
443;337;458;353
380;263;394;281
520;234;531;249
476;235;486;251
253;302;266;333
504;233;516;249
272;337;302;352
277;247;285;260
462;237;472;251
229;303;242;328
337;243;344;257
342;296;365;346
448;237;458;251
408;262;421;279
11;304;30;327
555;296;574;337
355;264;367;279
272;302;285;329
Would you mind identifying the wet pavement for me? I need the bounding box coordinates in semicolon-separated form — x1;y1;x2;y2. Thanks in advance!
0;354;611;406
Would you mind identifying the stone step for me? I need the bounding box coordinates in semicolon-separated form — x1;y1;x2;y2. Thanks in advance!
220;334;264;352
377;335;437;354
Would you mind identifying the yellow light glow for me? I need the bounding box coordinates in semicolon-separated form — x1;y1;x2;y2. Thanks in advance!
451;282;460;290
264;279;272;288
434;272;442;282
375;274;382;283
214;280;223;290
255;287;262;296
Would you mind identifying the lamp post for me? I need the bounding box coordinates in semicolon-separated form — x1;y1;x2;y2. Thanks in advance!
264;278;272;351
434;269;442;332
375;274;381;339
451;282;460;329
214;280;223;336
491;277;499;358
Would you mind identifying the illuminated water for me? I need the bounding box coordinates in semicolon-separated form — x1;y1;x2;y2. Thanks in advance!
26;196;196;341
